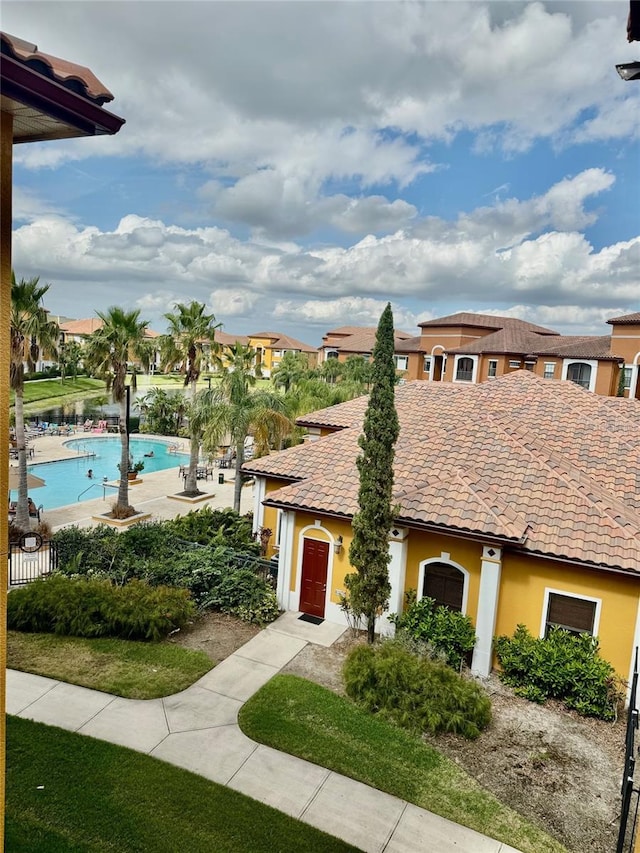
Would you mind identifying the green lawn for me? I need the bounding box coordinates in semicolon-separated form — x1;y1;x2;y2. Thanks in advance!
7;632;213;699
6;716;359;853
239;675;567;853
14;377;106;406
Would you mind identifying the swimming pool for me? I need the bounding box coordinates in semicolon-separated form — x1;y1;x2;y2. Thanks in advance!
15;437;188;511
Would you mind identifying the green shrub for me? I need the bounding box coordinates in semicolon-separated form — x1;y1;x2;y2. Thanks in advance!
495;624;623;720
7;575;195;641
390;591;477;670
343;640;491;739
167;507;259;552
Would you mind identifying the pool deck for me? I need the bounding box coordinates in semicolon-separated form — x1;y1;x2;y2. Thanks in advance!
18;433;252;531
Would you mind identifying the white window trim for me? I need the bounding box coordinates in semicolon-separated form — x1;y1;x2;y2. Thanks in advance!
452;354;478;384
539;588;602;639
417;555;470;616
561;359;598;393
394;355;409;371
508;359;522;369
487;359;498;379
423;356;431;374
274;509;283;547
543;362;556;380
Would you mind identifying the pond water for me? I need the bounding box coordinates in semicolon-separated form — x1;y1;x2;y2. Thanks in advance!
14;436;188;511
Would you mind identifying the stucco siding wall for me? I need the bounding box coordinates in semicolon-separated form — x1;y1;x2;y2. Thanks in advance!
498;553;639;680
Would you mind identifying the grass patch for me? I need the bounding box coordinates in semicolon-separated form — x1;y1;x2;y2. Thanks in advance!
7;631;213;699
239;674;567;853
6;716;359;853
14;378;106;406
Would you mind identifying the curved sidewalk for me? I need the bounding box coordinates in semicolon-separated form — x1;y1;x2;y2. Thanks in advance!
7;613;521;853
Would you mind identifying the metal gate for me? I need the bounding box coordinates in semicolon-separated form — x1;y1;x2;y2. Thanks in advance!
9;532;58;586
617;648;640;853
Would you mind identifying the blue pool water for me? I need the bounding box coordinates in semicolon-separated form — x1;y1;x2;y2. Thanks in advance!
15;437;188;511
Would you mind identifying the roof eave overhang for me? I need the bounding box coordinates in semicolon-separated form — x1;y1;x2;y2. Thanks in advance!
1;52;125;140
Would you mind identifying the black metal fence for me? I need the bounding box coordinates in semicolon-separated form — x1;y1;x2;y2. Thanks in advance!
618;648;640;853
9;535;58;586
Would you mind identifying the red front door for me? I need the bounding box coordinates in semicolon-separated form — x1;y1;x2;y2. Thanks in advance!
300;538;329;618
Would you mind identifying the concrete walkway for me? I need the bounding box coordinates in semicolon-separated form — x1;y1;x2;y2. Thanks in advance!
7;611;521;853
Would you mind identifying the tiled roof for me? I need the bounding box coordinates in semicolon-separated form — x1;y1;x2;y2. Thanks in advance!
394;336;424;353
60;318;159;338
249;332;316;353
215;331;250;347
608;312;640;325
245;372;640;573
418;312;558;335
328;329;413;355
447;328;554;356
1;32;114;104
525;335;620;361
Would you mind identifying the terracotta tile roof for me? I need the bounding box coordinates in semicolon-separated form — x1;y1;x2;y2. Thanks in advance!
215;330;249;347
324;326;378;337
525;335;620;361
418;311;558;335
2;32;114;104
60;318;103;336
249;332;316;353
60;318;159;339
394;336;424;353
245;372;640;573
329;329;413;355
447;328;555;356
608;312;640;325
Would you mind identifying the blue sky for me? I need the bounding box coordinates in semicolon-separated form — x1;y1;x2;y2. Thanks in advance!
5;1;639;345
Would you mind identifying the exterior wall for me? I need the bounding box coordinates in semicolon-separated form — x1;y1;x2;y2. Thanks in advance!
610;324;640;363
0;109;13;846
247;336;275;375
289;512;353;619
497;552;639;682
404;530;483;621
261;479;288;558
419;326;491;351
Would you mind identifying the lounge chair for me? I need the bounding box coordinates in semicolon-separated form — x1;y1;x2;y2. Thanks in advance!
83;419;94;431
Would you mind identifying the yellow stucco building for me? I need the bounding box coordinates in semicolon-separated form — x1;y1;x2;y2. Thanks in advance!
245;372;640;686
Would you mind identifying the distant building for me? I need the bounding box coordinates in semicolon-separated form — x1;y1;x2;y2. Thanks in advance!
320;310;640;398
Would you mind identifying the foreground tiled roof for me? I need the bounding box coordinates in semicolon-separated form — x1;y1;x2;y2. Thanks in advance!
608;312;640;325
418;312;558;335
244;372;640;573
2;32;114;104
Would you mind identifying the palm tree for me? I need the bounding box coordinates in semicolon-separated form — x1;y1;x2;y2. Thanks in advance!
10;273;60;530
84;307;150;514
271;351;311;393
159;302;221;494
194;344;292;512
319;357;343;385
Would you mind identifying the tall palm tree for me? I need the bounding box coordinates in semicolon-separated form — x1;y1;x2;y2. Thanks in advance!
194;344;292;512
159;302;221;494
10;273;60;530
84;307;150;514
271;351;311;393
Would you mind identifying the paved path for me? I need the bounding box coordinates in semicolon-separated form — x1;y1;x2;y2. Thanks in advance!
7;612;521;853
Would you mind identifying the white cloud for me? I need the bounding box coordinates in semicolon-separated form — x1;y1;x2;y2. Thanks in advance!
10;165;637;337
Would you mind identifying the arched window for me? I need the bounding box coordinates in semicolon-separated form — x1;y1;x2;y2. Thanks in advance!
455;357;474;382
422;562;464;611
566;362;592;389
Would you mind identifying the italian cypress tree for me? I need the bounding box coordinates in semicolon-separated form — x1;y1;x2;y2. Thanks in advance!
345;303;400;643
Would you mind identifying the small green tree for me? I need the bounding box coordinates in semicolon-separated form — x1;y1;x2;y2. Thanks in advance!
345;303;399;643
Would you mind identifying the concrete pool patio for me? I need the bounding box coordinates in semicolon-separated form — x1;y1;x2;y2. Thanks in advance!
13;432;253;531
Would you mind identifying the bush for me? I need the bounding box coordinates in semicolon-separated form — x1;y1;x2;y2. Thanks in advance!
167;507;259;552
7;575;195;641
343;640;491;739
390;591;477;670
494;624;624;720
